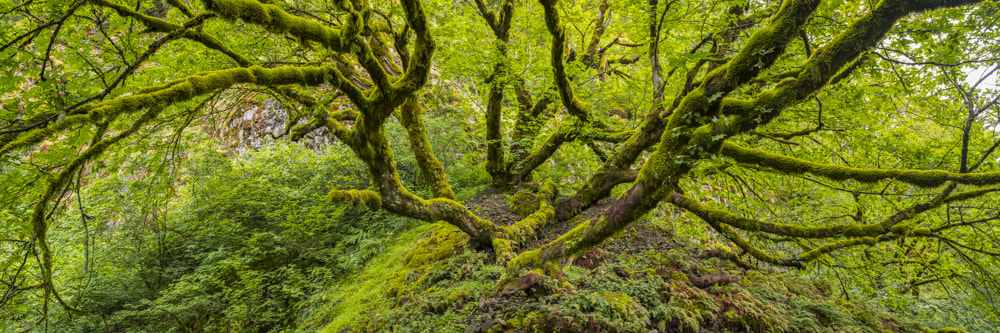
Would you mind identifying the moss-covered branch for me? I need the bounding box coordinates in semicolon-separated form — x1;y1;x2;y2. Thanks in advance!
580;0;611;69
722;142;1000;187
555;114;665;220
715;0;820;92
485;67;508;189
506;178;665;277
719;0;987;136
493;180;559;262
538;0;593;123
512;120;579;183
166;0;196;18
689;183;997;266
345;117;498;245
672;194;844;238
2;65;345;155
392;0;435;96
473;0;520;190
30;105;166;319
200;0;348;52
508;87;554;172
710;221;798;267
399;97;456;199
329;189;382;210
509;0;988;277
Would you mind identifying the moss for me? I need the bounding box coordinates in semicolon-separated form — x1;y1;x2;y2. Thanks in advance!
510;189;539;217
937;328;968;333
911;228;932;237
675;194;845;239
538;0;593;123
842;224;862;237
494;180;559;263
799;237;878;262
596;291;638;314
721;0;821;89
667;270;690;283
399;97;455;200
201;0;348;51
93;66;332;128
890;224;911;235
1;114;93;155
328;189;382;210
842;224;884;237
404;223;467;269
723;142;1000;188
492;238;515;263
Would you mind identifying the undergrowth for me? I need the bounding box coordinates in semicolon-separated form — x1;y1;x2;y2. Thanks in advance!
299;217;959;333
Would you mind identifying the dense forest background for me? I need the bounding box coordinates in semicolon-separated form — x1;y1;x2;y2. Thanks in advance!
1;0;999;331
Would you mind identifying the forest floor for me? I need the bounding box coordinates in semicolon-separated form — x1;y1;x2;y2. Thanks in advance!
300;189;959;333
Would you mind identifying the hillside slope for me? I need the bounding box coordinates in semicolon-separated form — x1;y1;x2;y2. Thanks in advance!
299;193;965;333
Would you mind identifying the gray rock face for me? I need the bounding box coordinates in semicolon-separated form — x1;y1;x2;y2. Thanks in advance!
220;98;332;154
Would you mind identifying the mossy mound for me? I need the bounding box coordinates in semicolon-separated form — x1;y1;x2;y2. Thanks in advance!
299;217;960;333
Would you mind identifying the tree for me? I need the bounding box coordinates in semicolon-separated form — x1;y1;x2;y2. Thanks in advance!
2;0;999;324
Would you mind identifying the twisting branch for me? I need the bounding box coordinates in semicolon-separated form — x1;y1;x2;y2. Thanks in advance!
722;142;1000;187
30;104;169;320
91;0;252;67
539;0;595;123
508;0;991;278
399;97;456;199
2;65;345;156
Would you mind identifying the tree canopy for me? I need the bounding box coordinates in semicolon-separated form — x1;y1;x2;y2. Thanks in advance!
2;0;1000;330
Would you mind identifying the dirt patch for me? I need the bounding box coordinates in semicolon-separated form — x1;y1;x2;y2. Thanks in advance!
464;188;521;226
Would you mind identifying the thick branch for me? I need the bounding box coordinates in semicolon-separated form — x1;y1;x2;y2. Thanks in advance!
2;66;344;155
399;97;456;199
539;0;593;123
494;180;559;262
200;0;348;52
722;142;1000;187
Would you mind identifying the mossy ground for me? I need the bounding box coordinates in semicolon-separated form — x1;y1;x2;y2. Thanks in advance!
299;193;960;333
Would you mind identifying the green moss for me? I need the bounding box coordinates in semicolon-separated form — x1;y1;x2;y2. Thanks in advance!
675;194;846;239
404;223;467;269
494;180;559;264
843;224;884;237
721;0;820;89
510;189;539;217
303;223;466;332
667;270;690;283
800;237;877;262
328;189;381;210
201;0;348;51
937;328;968;333
596;291;638;314
399;97;456;200
723;143;1000;187
890;224;911;235
537;0;593;123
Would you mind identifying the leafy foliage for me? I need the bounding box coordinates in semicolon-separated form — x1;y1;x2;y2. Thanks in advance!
4;143;414;332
